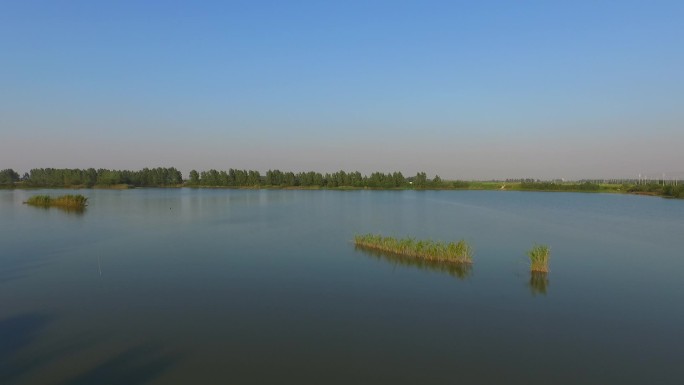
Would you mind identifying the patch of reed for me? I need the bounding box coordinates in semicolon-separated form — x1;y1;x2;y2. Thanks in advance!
527;244;550;272
25;194;88;209
354;234;473;264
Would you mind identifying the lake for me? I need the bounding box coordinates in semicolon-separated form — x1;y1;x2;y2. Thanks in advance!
1;189;683;384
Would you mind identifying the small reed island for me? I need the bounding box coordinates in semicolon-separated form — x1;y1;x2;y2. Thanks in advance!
25;194;88;210
527;244;550;273
354;234;473;264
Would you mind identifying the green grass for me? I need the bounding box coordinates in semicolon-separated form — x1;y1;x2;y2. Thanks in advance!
25;194;88;209
527;244;550;272
354;234;473;264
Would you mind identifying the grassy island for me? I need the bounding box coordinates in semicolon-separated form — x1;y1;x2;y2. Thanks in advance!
527;244;550;272
25;194;88;209
354;234;473;264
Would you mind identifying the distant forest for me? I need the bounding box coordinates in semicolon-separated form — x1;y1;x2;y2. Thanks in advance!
1;167;682;198
0;167;183;187
0;167;443;189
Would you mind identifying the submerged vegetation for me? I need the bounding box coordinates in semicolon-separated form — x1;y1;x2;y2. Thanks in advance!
25;194;88;210
527;244;551;273
354;234;473;264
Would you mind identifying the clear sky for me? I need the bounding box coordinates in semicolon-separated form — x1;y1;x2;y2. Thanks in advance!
1;0;683;180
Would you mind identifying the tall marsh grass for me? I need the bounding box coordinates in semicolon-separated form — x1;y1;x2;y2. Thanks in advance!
354;234;473;264
25;194;88;209
527;244;550;272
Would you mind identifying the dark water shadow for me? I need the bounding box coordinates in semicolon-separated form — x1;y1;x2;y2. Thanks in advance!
1;313;179;385
528;271;549;296
57;344;181;385
0;313;54;365
354;245;473;280
0;313;55;383
0;258;51;284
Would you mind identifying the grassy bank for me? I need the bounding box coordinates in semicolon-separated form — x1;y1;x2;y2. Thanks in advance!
354;234;473;264
25;194;88;209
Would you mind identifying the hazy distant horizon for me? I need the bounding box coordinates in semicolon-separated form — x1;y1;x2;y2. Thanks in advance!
2;1;683;180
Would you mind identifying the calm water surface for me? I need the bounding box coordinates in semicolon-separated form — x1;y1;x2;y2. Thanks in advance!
1;189;683;384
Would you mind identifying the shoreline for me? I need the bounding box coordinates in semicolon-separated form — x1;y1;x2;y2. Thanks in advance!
3;184;679;199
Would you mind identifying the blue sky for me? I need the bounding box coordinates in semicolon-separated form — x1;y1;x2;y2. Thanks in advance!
1;0;683;179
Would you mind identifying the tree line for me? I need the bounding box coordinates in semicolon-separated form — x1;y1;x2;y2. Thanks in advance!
2;167;183;187
6;167;679;197
0;169;21;185
1;167;447;189
186;169;446;188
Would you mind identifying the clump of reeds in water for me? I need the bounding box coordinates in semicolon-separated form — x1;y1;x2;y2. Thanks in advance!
25;194;88;210
527;244;550;272
354;234;473;264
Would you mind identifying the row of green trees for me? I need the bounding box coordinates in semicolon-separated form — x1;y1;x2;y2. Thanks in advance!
4;167;445;189
20;167;182;187
7;166;679;196
186;169;444;188
0;169;21;185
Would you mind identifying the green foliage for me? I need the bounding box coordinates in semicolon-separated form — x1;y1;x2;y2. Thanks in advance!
354;234;473;264
11;165;681;199
626;183;663;194
432;175;443;187
188;170;200;185
527;244;550;273
197;169;262;187
451;180;470;189
626;182;684;198
413;172;428;188
206;169;410;189
662;185;684;198
520;181;600;191
0;169;20;185
24;167;182;187
25;194;88;209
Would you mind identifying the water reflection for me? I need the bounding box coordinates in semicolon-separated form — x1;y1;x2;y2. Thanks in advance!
25;205;86;215
55;344;181;385
0;313;55;383
0;313;179;385
354;245;473;280
528;272;549;296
